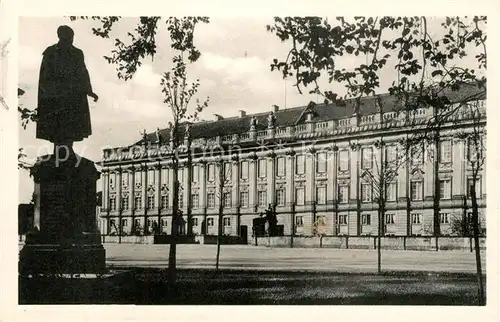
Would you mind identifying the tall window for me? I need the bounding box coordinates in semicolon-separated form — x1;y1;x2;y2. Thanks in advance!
296;154;305;174
161;168;168;184
240;191;249;208
316;215;326;226
121;196;129;210
338;214;348;225
276;188;286;206
361;147;373;169
295;187;305;205
386;182;397;202
338;150;349;171
191;193;199;208
295;216;304;227
258;159;267;178
276;157;286;176
147;195;155;209
122;173;129;187
467;177;482;198
338;185;349;204
161;219;167;227
207;218;214;226
223;192;232;208
411;145;423;165
147;169;155;185
361;214;371;225
121;219;128;227
412;213;422;224
316;186;326;205
410;181;423;201
110;173;116;189
134;195;142;209
440;213;449;224
439;179;452;200
161;195;169;209
467;137;483;162
385;145;397;164
439;140;452;164
316;152;327;173
191;218;198;227
240;161;249;179
224;162;232;181
178;168;184;183
207;193;215;208
258;191;267;207
192;165;199;183
208;164;215;182
361;183;372;202
179;193;184;208
109;197;116;211
134;218;140;228
385;213;395;224
135;171;142;185
223;217;231;227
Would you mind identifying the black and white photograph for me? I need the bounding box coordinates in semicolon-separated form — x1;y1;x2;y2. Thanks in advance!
1;0;499;321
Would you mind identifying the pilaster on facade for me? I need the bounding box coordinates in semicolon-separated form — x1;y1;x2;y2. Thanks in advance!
266;152;276;207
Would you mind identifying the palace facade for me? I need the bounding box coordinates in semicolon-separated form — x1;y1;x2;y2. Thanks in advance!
98;84;486;241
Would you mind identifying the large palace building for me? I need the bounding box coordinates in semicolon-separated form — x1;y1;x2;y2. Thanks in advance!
98;84;486;241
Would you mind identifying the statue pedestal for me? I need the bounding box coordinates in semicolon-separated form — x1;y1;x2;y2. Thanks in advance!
19;154;106;275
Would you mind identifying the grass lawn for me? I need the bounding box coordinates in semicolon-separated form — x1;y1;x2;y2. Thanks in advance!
19;268;485;305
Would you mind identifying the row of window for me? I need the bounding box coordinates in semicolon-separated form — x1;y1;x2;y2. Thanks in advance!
108;138;483;189
110;216;232;228
108;178;481;211
294;213;453;227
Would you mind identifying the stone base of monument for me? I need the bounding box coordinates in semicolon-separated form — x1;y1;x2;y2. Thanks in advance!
19;243;106;275
19;153;106;275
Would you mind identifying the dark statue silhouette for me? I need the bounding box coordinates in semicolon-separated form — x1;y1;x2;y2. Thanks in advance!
36;25;98;157
19;26;106;276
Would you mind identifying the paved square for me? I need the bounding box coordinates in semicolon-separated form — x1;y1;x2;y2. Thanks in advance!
105;244;486;273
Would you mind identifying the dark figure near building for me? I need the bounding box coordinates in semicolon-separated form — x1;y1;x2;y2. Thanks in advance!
36;25;98;157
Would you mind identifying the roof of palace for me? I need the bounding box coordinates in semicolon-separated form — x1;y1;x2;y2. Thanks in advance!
134;82;486;145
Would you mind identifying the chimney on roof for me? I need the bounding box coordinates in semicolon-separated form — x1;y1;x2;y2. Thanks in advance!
239;110;246;118
272;105;279;112
213;114;224;121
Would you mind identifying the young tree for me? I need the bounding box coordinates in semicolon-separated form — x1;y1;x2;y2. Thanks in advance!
356;138;407;274
215;158;232;271
69;16;210;284
454;99;486;304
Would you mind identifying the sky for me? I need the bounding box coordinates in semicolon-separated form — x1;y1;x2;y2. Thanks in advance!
17;16;483;203
18;16;332;202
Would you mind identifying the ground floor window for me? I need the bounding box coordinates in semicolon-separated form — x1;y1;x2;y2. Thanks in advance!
223;217;231;226
207;218;214;226
385;213;395;224
295;215;304;227
361;214;371;225
412;213;422;224
338;214;348;225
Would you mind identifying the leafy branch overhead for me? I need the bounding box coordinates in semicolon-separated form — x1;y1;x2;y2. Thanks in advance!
69;16;209;81
267;16;486;107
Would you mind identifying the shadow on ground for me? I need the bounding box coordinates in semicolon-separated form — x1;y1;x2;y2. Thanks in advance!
19;268;485;305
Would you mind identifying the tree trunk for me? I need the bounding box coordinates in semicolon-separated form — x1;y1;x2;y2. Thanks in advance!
433;131;441;248
215;163;224;271
471;184;485;305
168;162;179;284
377;207;382;274
216;212;222;271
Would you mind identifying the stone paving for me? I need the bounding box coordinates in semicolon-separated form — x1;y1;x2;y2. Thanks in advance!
104;244;486;273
